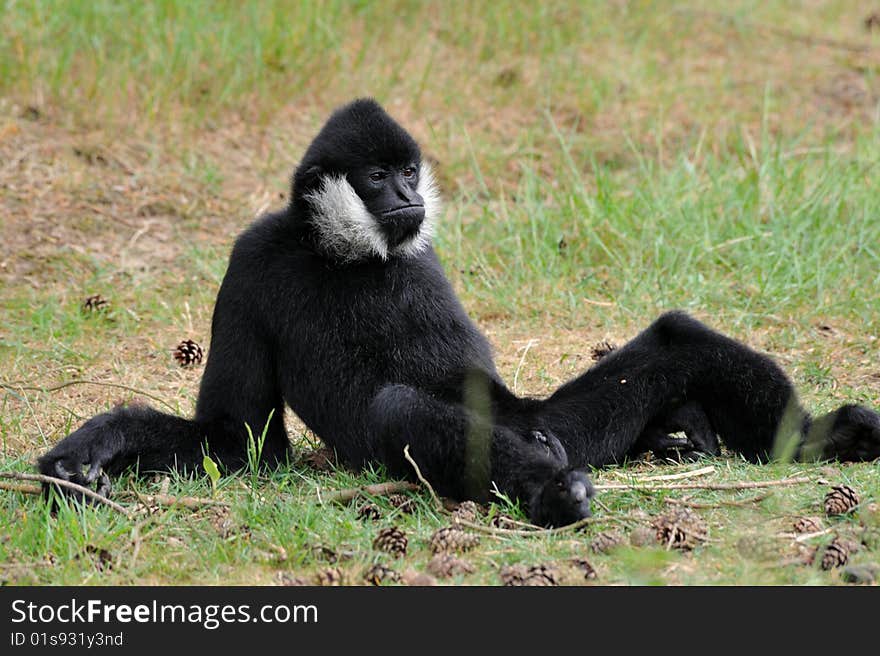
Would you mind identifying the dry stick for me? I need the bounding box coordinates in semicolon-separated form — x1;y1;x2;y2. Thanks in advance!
403;444;444;512
376;449;804;534
582;297;615;307
485;515;542;531
512;338;538;395
399;447;705;536
321;481;421;505
0;380;179;414
0;472;130;517
124;492;230;510
400;444;546;530
775;527;836;543
454;513;637;537
664;492;771;509
594;476;812;492
613;465;716;483
128;522;144;571
0;481;41;495
453;518;543;537
453;517;590;537
592;496;614;515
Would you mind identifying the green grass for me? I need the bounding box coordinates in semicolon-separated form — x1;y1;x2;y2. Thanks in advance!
1;0;879;585
3;457;878;585
442;133;880;331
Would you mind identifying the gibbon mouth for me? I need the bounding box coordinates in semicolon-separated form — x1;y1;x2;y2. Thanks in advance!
377;208;425;248
381;204;425;218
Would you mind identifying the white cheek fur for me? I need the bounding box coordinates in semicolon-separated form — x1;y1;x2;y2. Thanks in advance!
304;175;389;262
304;164;442;263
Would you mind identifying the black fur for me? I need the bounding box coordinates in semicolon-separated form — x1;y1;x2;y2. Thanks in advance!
38;99;880;526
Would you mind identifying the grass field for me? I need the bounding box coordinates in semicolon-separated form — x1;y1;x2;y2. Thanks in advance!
1;0;879;585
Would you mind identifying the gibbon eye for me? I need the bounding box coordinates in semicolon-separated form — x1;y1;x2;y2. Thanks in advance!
369;171;387;182
402;166;416;178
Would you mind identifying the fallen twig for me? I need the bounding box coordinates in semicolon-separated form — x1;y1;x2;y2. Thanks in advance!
124;492;230;510
0;380;178;413
486;515;542;531
403;444;444;512
128;522;144;571
453;516;589;536
0;471;130;517
512;338;538;395
665;492;771;509
582;297;615;307
1;475;226;513
611;465;716;483
321;480;420;504
775;527;835;543
592;496;614;514
594;476;811;492
455;513;637;537
0;481;41;495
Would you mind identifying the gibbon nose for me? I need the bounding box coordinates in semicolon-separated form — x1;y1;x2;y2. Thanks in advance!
393;175;422;205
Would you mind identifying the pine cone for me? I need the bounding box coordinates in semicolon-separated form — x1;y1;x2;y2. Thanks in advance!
82;294;109;313
792;516;823;534
652;507;708;550
429;526;480;554
824;484;859;516
173;339;203;366
591;340;617;362
314;567;343;586
427;553;474;579
387;493;416;514
451;500;482;524
590;530;624;554
356;502;382;521
500;563;559;586
570;557;598;580
373;527;407;557
523;564;559;586
364;563;400;585
820;536;858;570
499;564;528;586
